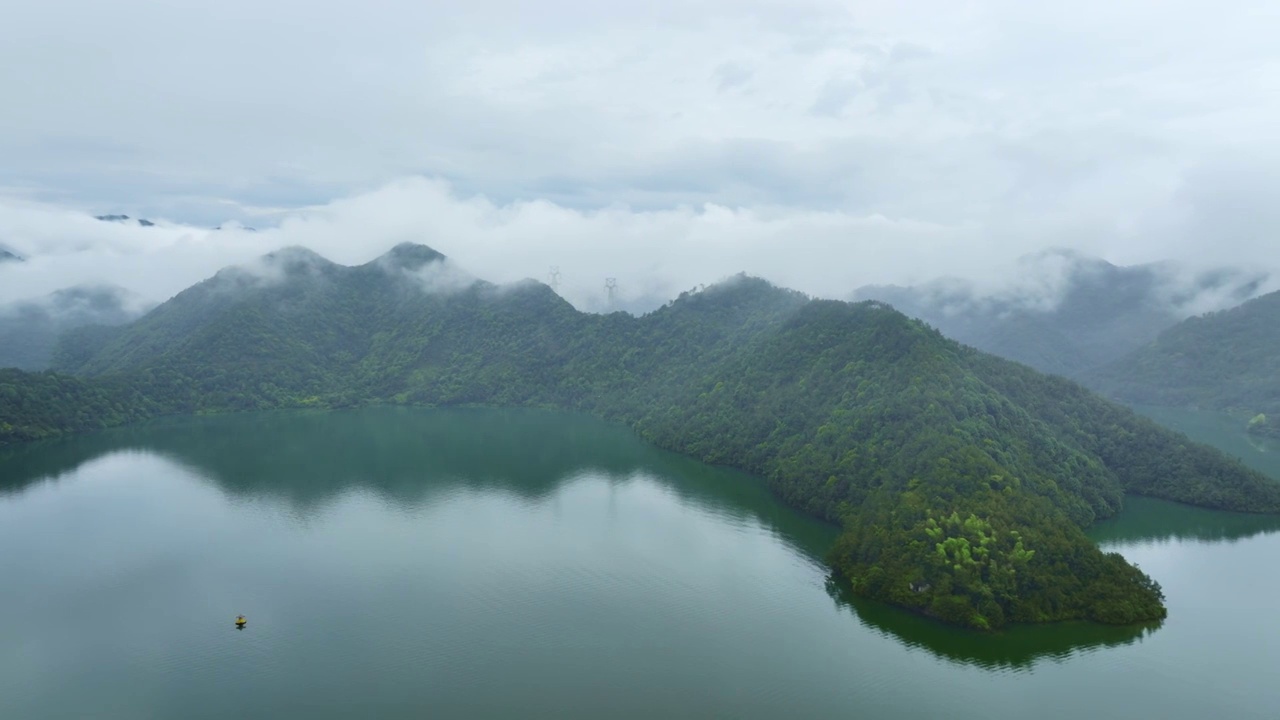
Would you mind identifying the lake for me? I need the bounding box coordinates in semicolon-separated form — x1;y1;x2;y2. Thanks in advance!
1;405;1278;719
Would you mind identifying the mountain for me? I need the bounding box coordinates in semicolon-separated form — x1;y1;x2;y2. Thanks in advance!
1088;289;1280;438
95;214;156;227
7;242;1280;631
0;247;21;263
0;285;150;370
853;251;1268;380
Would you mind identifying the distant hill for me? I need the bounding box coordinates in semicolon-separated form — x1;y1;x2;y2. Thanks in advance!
0;285;150;370
0;247;22;263
95;214;156;227
853;251;1268;379
1088;289;1280;437
7;243;1279;631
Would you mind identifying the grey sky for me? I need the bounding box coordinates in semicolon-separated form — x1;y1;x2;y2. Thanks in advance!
1;0;1278;309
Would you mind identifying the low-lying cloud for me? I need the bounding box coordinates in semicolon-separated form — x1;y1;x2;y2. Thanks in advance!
392;257;481;297
1;1;1277;316
1;175;1277;317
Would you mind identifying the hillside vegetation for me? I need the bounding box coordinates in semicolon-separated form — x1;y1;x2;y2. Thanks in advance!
5;243;1279;630
1089;290;1280;438
854;252;1267;381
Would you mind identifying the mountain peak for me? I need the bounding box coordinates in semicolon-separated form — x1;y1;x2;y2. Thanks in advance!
206;246;336;287
0;246;22;263
375;243;447;271
261;246;329;264
255;246;339;278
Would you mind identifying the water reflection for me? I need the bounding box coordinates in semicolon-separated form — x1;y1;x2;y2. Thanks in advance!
0;407;833;569
1;408;754;510
1131;405;1280;480
1089;495;1280;546
823;575;1159;672
0;406;1175;672
1243;432;1273;454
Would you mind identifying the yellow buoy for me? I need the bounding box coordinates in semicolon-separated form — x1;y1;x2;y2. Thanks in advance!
235;615;247;628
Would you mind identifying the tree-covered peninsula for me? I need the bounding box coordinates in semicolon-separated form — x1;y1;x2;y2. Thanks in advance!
4;243;1279;630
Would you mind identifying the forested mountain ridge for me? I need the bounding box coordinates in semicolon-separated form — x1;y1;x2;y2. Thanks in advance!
853;252;1268;380
1088;290;1280;438
5;242;1279;631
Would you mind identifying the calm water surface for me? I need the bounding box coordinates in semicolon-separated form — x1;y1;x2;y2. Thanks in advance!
1;406;1278;719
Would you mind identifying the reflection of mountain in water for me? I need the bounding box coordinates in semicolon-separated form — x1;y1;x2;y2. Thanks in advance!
19;407;1269;549
1089;495;1280;546
1244;433;1273;454
0;406;829;548
823;576;1159;672
0;406;1183;670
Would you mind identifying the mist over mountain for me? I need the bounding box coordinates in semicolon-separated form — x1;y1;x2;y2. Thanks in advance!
0;247;20;263
852;250;1272;379
50;242;498;380
0;284;151;370
10;242;1278;631
4;172;1280;322
1088;289;1280;437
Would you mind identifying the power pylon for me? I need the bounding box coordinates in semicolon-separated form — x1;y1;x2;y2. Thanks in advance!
604;278;618;304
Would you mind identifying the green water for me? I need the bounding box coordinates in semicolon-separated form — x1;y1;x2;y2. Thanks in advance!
1132;404;1280;479
1;406;1278;719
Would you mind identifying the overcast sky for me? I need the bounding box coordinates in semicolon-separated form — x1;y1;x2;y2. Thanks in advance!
1;0;1278;309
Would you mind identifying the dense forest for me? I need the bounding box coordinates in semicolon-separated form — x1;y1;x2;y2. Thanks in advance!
1088;289;1280;439
5;243;1279;630
0;369;156;443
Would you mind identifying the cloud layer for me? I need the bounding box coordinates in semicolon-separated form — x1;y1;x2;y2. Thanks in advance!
2;175;1278;315
2;1;1278;311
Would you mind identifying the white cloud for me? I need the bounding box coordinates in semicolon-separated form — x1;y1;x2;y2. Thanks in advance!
0;1;1277;311
0;178;967;309
1;175;1277;316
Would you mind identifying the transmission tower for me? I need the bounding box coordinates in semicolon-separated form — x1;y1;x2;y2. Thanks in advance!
548;266;561;290
604;277;618;304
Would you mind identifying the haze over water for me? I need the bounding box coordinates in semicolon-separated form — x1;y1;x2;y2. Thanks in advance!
1;406;1277;719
